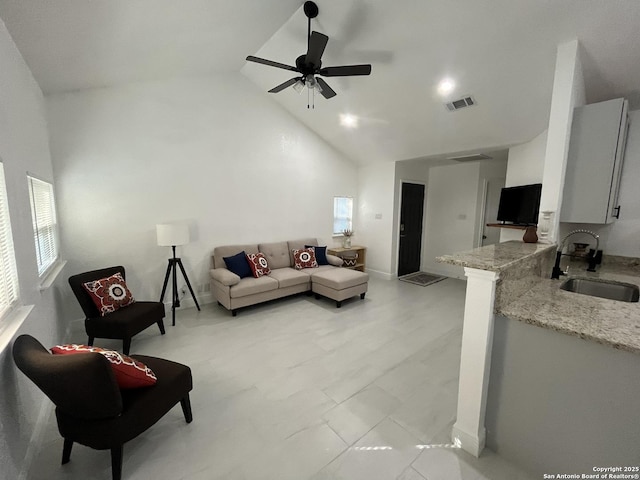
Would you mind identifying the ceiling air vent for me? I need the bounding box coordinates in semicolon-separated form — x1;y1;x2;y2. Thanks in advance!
448;153;492;162
445;96;476;112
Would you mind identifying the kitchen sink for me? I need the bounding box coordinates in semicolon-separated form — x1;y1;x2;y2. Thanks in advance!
560;278;639;302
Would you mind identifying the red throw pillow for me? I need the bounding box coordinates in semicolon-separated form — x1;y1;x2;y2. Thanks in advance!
50;344;157;389
292;248;318;270
246;252;271;278
83;272;135;316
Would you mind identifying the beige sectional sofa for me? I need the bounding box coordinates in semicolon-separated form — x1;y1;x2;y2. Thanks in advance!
210;238;369;316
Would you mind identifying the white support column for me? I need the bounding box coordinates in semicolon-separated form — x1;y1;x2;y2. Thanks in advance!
452;267;499;457
539;39;585;242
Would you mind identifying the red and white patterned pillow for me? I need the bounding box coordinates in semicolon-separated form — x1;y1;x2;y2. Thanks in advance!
83;273;135;316
50;344;157;389
292;248;318;270
246;252;271;278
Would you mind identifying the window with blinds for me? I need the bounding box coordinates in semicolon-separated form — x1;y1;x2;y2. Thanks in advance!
333;196;354;235
0;163;19;318
28;176;59;277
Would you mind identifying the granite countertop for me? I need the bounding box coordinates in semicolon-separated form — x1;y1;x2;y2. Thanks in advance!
498;263;640;354
438;241;640;354
437;240;555;272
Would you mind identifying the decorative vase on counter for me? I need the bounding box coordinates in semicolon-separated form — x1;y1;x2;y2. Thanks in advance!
523;226;538;243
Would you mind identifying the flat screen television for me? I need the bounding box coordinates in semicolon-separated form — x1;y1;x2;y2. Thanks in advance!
496;183;542;225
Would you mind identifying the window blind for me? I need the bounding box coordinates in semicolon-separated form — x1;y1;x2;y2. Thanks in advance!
28;176;59;276
0;164;19;318
333;197;353;235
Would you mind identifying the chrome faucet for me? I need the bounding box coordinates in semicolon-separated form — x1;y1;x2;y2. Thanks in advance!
551;229;600;279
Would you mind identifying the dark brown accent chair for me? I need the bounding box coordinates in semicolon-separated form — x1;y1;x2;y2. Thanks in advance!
12;335;193;480
69;266;166;355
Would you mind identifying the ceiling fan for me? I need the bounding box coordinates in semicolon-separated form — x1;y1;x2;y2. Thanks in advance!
245;1;372;103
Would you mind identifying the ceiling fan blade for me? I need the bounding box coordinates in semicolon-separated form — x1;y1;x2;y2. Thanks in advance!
246;55;298;72
315;77;337;99
306;31;329;68
318;64;372;77
268;77;300;93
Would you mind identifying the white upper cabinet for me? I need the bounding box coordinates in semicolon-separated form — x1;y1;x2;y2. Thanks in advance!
561;98;629;224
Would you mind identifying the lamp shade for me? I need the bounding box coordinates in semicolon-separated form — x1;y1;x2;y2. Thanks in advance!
156;223;189;247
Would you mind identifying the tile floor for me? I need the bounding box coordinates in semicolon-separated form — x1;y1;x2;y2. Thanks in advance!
27;277;537;480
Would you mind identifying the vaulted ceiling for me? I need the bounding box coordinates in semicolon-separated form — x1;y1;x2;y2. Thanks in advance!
2;0;640;165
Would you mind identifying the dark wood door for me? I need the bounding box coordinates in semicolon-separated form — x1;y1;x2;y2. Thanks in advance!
398;182;425;277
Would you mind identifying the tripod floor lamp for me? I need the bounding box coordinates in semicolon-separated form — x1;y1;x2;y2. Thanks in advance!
157;223;200;326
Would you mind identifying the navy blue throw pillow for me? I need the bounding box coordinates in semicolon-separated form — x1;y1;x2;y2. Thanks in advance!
306;245;329;265
223;251;252;278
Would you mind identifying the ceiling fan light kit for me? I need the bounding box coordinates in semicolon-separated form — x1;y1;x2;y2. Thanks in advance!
293;79;305;93
246;1;372;108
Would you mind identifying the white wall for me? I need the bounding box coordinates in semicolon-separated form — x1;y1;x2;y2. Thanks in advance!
419;159;507;278
504;130;547;188
477;159;509;245
423;162;482;278
47;74;359;316
500;130;548;242
0;19;69;480
394;160;429;186
356;161;396;278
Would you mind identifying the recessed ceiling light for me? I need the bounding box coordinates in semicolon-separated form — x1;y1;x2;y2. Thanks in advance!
437;78;456;96
340;114;359;128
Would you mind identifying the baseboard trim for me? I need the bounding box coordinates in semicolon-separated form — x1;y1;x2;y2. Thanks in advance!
451;422;485;457
421;263;466;280
163;292;215;311
366;269;393;280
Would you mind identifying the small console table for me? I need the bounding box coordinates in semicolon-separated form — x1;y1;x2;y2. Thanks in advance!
327;246;366;272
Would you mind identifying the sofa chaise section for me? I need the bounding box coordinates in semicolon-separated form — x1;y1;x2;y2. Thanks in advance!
312;268;368;308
